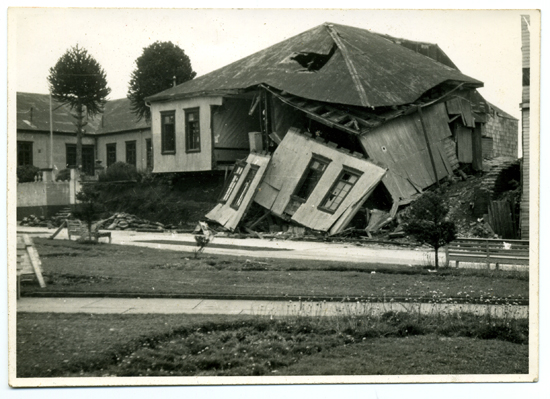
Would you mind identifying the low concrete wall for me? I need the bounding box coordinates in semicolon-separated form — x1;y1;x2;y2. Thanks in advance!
18;181;71;207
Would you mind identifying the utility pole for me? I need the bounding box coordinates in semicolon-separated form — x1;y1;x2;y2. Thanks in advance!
49;92;54;169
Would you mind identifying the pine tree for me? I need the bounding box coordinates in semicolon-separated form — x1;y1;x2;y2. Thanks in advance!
48;45;111;172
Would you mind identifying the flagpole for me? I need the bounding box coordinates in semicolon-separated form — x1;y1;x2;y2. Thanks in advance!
49;92;53;170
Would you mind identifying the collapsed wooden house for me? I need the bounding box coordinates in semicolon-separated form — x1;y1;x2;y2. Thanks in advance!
145;22;512;235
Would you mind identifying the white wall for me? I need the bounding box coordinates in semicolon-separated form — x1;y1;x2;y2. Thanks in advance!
150;96;223;173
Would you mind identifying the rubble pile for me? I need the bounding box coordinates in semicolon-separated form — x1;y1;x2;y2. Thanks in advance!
20;214;66;228
97;212;169;231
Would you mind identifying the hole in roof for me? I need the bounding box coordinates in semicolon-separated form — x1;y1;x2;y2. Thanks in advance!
284;44;337;72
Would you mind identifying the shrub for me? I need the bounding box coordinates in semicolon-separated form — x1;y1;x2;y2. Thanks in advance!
98;162;139;182
56;168;71;181
402;191;457;268
17;165;40;182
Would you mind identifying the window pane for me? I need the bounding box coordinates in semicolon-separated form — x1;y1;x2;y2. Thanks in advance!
321;169;362;212
231;166;258;209
161;111;176;153
220;164;245;202
295;157;329;200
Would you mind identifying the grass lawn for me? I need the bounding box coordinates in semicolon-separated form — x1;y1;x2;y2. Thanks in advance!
24;238;528;302
17;312;529;378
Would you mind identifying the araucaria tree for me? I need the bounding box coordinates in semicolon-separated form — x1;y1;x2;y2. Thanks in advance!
127;41;196;122
403;191;457;269
48;45;111;172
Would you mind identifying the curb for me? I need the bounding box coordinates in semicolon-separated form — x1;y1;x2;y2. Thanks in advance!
19;291;529;306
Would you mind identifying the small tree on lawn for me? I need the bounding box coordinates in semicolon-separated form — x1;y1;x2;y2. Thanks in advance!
48;45;111;172
402;191;457;269
73;184;104;242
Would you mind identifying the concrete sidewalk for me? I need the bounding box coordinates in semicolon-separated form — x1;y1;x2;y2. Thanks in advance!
17;225;443;266
17;297;529;319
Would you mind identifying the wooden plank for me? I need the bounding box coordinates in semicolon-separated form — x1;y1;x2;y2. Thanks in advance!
21;235;46;288
49;219;67;240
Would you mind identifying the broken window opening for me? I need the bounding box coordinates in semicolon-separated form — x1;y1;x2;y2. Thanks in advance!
219;161;246;203
293;154;331;201
319;168;362;214
231;165;260;210
288;44;337;72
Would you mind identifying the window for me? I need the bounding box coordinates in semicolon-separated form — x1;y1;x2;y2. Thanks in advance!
66;144;95;175
293;155;330;201
231;165;259;210
146;139;153;170
106;143;117;167
319;168;362;213
17;141;33;166
219;162;246;203
66;144;77;168
185;108;200;152
161;111;176;154
126;141;136;167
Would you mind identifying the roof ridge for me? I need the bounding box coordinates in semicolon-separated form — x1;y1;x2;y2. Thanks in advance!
324;23;370;108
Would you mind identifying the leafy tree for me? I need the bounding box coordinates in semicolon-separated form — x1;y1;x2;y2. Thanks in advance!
48;45;111;172
127;41;196;122
402;191;457;269
73;184;104;241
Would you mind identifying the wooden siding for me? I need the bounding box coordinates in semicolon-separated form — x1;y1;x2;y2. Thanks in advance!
520;15;530;239
150;96;223;173
456;126;473;163
254;130;386;233
358;102;453;201
520;109;530;239
483;110;518;158
206;152;271;230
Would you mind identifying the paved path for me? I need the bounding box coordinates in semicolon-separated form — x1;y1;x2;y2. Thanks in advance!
17;297;529;319
15;226;456;267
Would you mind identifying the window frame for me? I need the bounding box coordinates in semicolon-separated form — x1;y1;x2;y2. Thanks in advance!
291;153;331;203
106;143;117;167
318;166;363;214
17;141;33;166
126;140;137;167
219;161;247;203
161;110;176;154
184;107;201;153
230;164;259;210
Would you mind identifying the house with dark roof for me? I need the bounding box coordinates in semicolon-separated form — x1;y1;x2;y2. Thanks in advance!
16;93;152;176
145;22;521;234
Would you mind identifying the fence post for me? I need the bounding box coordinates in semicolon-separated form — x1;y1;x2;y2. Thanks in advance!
444;245;450;268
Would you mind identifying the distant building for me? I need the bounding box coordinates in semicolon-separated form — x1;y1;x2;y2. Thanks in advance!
16;93;151;176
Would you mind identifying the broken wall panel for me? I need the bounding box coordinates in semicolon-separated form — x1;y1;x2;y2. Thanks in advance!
358;102;454;201
205;152;271;231
254;129;386;232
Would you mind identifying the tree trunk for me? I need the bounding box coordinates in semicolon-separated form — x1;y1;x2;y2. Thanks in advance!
434;246;439;269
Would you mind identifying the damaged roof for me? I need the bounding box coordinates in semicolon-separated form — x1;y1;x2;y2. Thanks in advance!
146;22;482;108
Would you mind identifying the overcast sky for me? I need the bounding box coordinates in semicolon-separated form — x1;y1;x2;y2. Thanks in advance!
10;8;532;120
